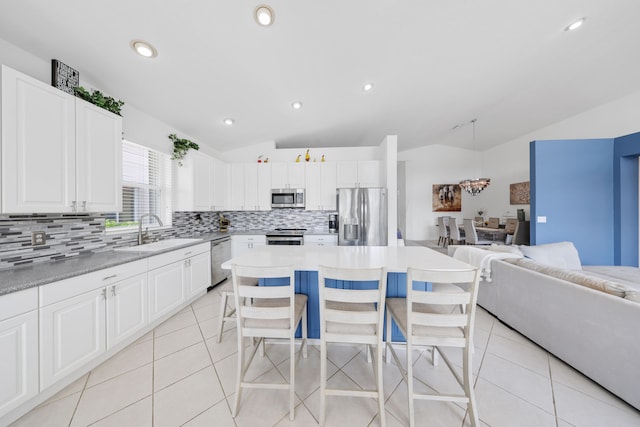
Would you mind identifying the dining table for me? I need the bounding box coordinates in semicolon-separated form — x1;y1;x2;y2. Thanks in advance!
221;244;474;340
474;226;508;242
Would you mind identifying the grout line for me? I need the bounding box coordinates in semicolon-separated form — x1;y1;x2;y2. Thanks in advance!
151;322;156;426
67;373;89;427
548;352;560;427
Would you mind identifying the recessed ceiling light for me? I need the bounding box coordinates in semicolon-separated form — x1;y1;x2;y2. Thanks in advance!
291;101;302;109
565;17;586;31
223;118;234;125
362;83;374;92
130;40;157;58
254;5;275;26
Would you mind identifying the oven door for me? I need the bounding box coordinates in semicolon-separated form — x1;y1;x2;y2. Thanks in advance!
266;236;303;245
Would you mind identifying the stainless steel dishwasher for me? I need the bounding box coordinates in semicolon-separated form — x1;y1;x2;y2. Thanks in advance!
209;236;231;288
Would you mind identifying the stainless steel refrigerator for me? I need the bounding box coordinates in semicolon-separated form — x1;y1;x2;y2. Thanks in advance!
337;188;388;246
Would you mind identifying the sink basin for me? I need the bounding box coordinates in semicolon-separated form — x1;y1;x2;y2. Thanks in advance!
115;238;204;252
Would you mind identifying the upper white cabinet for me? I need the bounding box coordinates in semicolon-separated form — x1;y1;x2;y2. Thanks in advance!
210;157;229;211
1;65;122;214
0;288;39;417
229;163;271;211
173;151;212;211
305;162;337;211
336;160;381;188
271;162;305;189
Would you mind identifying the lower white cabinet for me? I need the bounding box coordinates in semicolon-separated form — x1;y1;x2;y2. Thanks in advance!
304;234;338;246
106;273;148;349
40;288;106;390
185;252;211;299
0;288;39;416
148;260;185;323
232;235;266;257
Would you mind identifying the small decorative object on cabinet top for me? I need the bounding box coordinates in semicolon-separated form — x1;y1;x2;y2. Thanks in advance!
74;86;125;116
169;133;199;166
257;155;264;163
305;149;310;162
51;59;79;95
295;154;301;162
321;154;325;162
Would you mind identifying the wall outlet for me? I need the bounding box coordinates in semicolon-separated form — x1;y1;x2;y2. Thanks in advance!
537;216;547;224
31;231;46;246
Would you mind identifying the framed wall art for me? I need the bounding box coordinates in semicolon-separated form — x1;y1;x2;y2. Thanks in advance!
510;181;530;204
432;184;462;212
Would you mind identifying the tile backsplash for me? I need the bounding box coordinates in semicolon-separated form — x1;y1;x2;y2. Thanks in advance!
0;210;336;270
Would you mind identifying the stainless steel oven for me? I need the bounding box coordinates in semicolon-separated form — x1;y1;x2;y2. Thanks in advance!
266;228;305;245
271;189;305;209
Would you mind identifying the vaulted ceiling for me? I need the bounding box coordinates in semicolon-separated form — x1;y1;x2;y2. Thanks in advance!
1;1;639;152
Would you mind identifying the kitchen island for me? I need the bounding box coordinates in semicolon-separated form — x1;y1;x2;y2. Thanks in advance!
221;245;474;339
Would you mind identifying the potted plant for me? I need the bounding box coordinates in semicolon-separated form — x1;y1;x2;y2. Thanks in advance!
74;86;124;116
169;133;199;166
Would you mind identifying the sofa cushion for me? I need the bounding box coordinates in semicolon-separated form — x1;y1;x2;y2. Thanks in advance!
520;241;582;270
626;291;640;303
506;258;627;298
489;243;523;256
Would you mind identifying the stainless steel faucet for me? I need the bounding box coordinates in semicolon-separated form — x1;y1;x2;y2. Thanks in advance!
138;214;163;245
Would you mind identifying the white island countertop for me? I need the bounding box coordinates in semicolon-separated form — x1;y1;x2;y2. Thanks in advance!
221;245;474;273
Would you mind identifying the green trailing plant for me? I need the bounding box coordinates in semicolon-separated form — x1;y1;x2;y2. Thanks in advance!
74;86;125;116
169;133;199;166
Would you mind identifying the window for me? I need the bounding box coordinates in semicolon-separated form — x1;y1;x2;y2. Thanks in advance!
105;140;172;230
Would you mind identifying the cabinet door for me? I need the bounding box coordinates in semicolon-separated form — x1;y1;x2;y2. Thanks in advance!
257;163;271;211
320;162;337;210
148;261;185;323
357;161;381;188
244;164;258;210
270;163;288;189
336;161;358;188
75;99;122;213
288;163;306;188
106;273;148;349
40;288;106;390
232;235;266;257
0;311;38;415
228;164;245;210
305;163;322;210
1;65;76;213
210;158;228;211
193;152;211;211
185;252;211;299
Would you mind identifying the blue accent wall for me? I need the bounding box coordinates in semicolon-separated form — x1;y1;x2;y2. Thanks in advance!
613;132;640;266
530;139;614;265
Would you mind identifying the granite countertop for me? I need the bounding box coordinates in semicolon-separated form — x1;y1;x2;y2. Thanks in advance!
0;229;334;297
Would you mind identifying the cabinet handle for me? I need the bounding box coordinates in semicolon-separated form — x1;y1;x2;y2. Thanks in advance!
185;251;192;256
81;201;87;211
102;274;117;281
111;285;116;297
71;201;77;212
101;288;107;300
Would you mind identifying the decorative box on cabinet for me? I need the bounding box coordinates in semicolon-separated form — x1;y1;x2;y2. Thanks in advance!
1;65;122;214
0;288;39;417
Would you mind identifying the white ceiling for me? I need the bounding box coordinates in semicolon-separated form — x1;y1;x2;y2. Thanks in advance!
1;1;639;153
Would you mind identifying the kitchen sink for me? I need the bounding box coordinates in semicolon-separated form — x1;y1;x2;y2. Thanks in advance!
115;238;203;252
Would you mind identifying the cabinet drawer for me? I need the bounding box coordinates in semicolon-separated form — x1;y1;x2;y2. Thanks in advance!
40;259;148;307
304;235;338;245
0;287;38;322
147;242;210;270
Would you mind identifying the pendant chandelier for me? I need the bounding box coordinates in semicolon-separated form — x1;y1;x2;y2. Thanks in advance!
459;119;490;196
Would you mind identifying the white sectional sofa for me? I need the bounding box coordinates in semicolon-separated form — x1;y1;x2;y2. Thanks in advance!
452;242;640;410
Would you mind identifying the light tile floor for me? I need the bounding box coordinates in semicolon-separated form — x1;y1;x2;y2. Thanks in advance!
12;281;640;427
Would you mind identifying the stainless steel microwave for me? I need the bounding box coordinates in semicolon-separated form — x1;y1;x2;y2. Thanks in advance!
271;188;305;209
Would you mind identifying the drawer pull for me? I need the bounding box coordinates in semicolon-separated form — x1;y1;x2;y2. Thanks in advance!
184;251;192;256
102;274;117;281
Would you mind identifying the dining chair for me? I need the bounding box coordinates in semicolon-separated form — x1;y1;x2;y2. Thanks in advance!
448;217;465;246
437;216;449;247
216;276;259;343
385;266;481;427
231;264;308;421
463;219;491;245
317;265;388;426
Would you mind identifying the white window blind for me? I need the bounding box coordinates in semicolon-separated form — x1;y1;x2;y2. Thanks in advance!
105;140;172;230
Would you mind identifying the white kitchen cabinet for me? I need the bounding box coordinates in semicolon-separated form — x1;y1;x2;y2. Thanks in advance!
0;288;39;417
271;162;305;189
184;252;211;299
229;163;271;211
336;160;381;188
105;273;148;349
75;98;122;213
40;287;106;390
305;162;337;210
210;157;229;211
147;259;185;323
232;234;266;258
173;151;212;211
39;259;147;390
304;234;338;246
1;65;122;214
